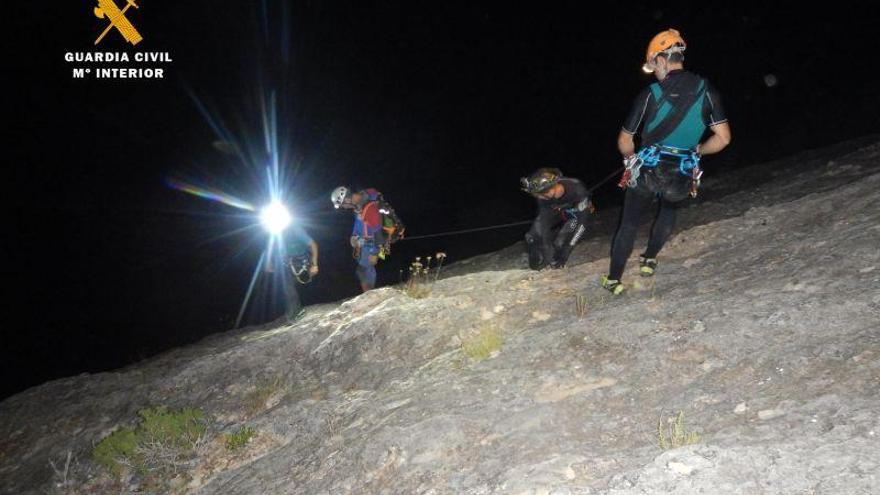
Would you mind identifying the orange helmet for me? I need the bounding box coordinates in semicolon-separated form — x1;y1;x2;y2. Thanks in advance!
643;29;686;73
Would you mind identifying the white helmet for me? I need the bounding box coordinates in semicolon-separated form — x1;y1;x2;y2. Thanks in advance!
331;186;350;209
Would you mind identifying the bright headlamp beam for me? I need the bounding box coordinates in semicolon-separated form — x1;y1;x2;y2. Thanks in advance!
260;201;291;234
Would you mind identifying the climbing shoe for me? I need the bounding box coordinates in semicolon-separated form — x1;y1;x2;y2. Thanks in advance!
286;307;306;324
639;256;658;277
600;275;625;295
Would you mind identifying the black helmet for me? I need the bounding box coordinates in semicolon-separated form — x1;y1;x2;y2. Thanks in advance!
520;168;563;194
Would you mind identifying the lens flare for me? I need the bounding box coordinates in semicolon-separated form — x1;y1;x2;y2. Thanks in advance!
260;201;291;234
166;177;255;211
172;2;313;329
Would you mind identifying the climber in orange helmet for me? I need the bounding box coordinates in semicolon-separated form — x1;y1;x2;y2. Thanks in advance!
601;29;732;295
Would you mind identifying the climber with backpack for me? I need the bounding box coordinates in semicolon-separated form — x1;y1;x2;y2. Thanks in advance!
521;168;594;270
331;186;405;292
602;29;732;295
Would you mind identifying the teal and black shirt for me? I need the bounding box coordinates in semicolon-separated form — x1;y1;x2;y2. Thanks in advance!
622;69;727;150
282;225;314;258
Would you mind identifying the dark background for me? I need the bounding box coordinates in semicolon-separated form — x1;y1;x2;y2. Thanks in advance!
6;2;879;399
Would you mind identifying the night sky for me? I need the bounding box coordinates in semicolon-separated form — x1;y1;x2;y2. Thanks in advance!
6;2;879;399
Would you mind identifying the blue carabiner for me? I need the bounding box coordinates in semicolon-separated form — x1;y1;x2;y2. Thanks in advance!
637;146;661;168
678;152;700;176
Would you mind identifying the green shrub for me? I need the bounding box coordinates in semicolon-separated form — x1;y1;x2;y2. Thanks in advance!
225;426;257;452
138;406;205;449
92;428;138;477
91;406;207;478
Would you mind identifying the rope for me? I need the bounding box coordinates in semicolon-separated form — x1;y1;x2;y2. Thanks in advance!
588;167;624;193
400;167;624;242
401;220;533;241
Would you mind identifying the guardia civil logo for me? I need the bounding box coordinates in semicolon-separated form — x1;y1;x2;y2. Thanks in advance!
64;0;172;79
94;0;143;46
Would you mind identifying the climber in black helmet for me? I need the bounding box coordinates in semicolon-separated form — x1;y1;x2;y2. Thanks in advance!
521;168;594;270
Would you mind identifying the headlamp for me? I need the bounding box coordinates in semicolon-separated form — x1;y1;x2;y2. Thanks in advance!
260;201;292;234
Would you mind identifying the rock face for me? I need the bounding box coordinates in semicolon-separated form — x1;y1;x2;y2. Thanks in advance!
2;139;880;494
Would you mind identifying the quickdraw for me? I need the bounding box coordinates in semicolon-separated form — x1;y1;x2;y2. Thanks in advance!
689;165;703;198
617;168;633;189
618;150;648;189
287;257;314;284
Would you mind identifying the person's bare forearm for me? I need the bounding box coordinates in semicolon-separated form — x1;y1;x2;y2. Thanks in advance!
309;241;319;266
697;123;731;156
618;131;636;157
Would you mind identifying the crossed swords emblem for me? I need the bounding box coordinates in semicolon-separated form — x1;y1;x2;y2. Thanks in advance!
94;0;143;45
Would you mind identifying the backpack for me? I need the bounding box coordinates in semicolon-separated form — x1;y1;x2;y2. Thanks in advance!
377;200;405;243
360;189;405;243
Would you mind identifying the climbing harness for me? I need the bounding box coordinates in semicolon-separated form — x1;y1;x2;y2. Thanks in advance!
618;144;702;196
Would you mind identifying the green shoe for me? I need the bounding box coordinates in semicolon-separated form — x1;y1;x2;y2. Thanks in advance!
639;256;657;277
600;275;625;295
286;307;306;324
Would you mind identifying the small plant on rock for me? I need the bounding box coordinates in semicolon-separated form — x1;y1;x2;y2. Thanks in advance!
244;375;287;417
402;252;447;299
575;294;588;318
461;323;503;361
225;426;257;452
657;410;701;450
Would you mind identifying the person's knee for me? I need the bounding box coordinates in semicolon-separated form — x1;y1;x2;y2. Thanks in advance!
616;221;638;238
569;223;586;246
525;230;540;245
